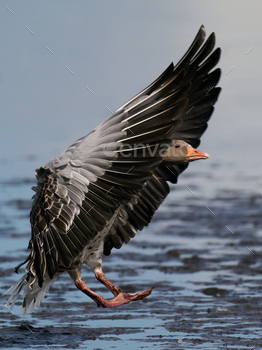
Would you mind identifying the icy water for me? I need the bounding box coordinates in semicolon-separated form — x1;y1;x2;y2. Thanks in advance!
1;159;262;350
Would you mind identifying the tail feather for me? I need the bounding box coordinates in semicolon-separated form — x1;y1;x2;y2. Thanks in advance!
5;274;28;311
5;273;57;316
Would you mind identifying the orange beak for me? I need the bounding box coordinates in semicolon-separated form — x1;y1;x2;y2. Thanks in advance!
186;145;209;162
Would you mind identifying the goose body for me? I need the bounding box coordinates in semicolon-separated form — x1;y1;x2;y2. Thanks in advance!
5;25;221;315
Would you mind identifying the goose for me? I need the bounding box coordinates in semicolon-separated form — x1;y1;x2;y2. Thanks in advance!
5;25;221;316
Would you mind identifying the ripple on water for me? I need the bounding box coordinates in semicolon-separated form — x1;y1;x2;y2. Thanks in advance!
1;168;262;349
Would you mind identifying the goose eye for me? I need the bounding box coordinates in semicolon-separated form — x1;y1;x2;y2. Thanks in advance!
175;144;180;148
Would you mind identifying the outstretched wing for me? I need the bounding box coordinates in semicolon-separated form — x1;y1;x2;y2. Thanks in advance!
104;25;221;254
28;98;184;287
25;25;221;287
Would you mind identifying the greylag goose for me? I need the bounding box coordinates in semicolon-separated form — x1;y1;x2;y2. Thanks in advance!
5;25;221;315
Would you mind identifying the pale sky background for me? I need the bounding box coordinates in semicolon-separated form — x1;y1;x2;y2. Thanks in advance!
1;1;262;335
0;1;261;182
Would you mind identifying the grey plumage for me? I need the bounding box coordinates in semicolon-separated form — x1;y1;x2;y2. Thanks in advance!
5;25;221;315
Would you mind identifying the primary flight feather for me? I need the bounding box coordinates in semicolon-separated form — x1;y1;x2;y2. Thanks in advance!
5;25;221;315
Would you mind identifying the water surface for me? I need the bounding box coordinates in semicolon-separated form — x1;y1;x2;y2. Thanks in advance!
1;2;262;349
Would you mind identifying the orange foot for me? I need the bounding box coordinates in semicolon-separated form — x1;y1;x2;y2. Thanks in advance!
94;288;154;308
75;278;154;308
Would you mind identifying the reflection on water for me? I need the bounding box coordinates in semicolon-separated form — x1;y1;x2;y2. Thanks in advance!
1;158;262;349
1;1;262;348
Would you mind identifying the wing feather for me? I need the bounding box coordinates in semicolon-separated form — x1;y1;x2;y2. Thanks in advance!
21;25;221;289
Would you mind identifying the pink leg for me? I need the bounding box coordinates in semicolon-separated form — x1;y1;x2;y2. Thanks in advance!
95;271;122;296
75;274;154;308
